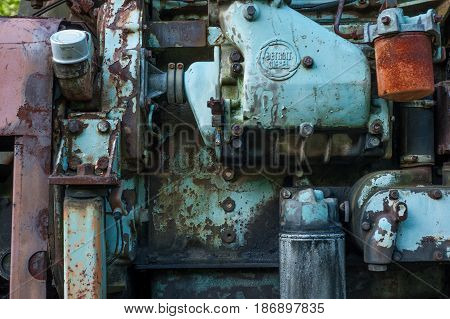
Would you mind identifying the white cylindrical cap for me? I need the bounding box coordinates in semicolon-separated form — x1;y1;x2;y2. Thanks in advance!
50;30;91;64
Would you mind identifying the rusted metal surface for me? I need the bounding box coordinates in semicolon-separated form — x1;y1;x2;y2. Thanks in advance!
0;18;61;299
147;21;207;48
436;81;450;155
64;195;106;298
374;32;434;102
97;0;142;172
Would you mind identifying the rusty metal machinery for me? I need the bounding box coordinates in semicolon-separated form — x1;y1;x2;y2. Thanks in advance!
0;0;449;299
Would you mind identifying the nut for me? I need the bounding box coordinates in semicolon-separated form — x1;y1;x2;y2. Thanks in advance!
301;56;314;68
381;16;391;25
97;120;111;134
281;188;292;199
247;5;256;17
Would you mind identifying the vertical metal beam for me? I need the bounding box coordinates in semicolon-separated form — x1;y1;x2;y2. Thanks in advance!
9;137;48;298
63;195;106;298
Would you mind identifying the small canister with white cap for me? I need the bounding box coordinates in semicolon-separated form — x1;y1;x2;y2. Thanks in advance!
50;29;95;102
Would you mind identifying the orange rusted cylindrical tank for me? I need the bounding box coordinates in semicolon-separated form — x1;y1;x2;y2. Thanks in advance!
374;32;434;102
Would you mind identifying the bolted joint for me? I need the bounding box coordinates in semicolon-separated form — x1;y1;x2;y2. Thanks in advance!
428;189;443;200
231;62;243;74
389;189;399;200
244;4;258;21
369;120;383;135
394;202;408;222
231;124;243;137
281;188;292;199
230;50;242;63
221;197;236;212
222;167;235;181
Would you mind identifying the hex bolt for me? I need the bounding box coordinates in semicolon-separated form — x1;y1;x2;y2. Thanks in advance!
299;122;314;137
389;190;399;200
428;189;443;200
301;56;314;69
281;188;292;199
369;120;383;135
68;156;82;171
361;221;371;231
222;168;235;181
96;156;109;171
68;119;82;134
97;120;111;134
231;124;243;137
231;63;243;74
394;202;408;221
222;197;236;212
433;250;443;261
381;16;391;25
230;50;242;63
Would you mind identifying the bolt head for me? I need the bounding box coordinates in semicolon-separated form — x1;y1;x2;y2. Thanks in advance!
231;63;242;74
370;120;383;134
299;122;314;137
367;136;381;148
222;168;235;181
381;16;391;25
168;63;175;69
77;163;95;175
281;189;292;199
222;197;236;212
97;120;111;133
68;156;82;171
96;156;109;171
301;56;314;68
394;202;408;221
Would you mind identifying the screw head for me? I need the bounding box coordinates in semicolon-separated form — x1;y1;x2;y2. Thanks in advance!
389;190;399;200
361;221;371;231
301;56;314;68
231;63;242;74
381;16;391;25
299;122;314;137
97;120;111;134
281;189;292;199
